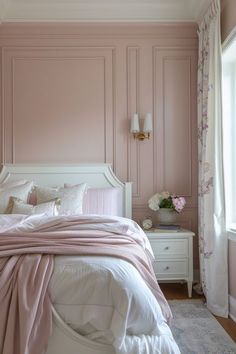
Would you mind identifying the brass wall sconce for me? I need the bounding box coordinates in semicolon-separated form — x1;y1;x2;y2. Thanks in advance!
130;113;152;140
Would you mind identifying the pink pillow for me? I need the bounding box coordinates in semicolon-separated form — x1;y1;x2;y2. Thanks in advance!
64;184;122;216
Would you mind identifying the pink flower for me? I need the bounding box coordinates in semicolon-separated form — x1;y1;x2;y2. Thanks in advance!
148;191;186;213
172;196;186;212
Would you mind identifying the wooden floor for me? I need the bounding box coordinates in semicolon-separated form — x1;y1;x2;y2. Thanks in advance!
160;283;236;343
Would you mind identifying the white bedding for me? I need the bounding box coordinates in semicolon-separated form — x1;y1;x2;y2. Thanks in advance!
0;214;180;354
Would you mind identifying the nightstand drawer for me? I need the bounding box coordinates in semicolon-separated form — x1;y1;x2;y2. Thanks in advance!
153;260;188;278
151;239;188;257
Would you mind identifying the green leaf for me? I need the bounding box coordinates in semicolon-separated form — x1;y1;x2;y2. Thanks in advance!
159;197;174;209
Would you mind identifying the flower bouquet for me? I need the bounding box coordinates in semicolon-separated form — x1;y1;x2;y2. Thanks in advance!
148;191;186;225
148;191;186;212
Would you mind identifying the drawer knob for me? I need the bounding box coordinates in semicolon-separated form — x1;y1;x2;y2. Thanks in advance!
164;266;169;270
164;246;169;250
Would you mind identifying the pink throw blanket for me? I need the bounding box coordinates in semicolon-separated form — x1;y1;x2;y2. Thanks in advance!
0;215;172;354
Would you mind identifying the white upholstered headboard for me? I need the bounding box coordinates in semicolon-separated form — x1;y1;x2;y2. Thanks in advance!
0;163;132;219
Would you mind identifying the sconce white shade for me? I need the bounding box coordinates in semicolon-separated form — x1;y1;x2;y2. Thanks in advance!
131;113;140;133
143;113;152;133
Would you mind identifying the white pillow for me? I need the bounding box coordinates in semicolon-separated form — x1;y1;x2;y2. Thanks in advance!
8;196;60;216
0;181;34;214
0;179;27;191
35;183;87;215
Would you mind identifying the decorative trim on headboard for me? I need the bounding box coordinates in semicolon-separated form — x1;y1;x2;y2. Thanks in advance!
0;163;132;219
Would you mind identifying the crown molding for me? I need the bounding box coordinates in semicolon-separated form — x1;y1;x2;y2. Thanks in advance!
0;0;210;23
0;22;198;41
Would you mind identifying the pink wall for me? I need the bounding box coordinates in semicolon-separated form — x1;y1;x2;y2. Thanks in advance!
221;0;236;41
0;22;199;269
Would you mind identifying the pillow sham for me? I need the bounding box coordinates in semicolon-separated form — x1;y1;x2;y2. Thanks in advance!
64;184;122;216
8;196;60;216
35;183;87;215
0;181;34;214
83;187;122;215
0;179;27;191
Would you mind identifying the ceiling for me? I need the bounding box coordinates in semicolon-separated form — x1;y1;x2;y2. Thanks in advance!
0;0;212;23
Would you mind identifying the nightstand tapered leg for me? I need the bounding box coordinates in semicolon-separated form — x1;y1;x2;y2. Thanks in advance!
187;281;192;297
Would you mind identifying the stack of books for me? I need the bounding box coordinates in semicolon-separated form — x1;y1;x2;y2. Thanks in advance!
156;224;181;230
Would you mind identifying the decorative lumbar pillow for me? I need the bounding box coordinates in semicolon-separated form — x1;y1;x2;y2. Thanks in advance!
35;183;87;215
0;181;34;214
7;196;61;216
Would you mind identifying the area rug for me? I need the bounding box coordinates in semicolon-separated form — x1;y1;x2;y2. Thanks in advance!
169;299;236;354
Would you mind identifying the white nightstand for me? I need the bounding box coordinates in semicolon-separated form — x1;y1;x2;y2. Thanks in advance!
145;228;194;297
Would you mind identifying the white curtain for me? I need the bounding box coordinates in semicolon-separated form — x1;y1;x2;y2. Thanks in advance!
198;0;228;317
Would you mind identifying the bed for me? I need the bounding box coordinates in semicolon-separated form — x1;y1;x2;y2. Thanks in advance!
0;163;180;354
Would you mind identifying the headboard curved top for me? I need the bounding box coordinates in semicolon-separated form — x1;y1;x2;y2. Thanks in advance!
0;163;132;218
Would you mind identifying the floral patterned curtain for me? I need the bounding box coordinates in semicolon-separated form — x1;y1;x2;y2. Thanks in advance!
198;0;228;317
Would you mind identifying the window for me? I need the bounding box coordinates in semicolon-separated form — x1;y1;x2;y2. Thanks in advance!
222;28;236;231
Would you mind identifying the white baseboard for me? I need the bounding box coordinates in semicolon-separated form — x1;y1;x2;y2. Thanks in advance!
230;313;236;323
229;295;236;323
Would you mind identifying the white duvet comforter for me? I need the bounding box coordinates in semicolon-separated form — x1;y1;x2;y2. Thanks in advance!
46;213;180;354
50;255;180;354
